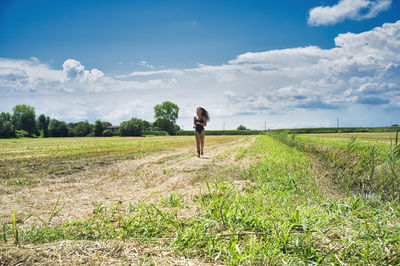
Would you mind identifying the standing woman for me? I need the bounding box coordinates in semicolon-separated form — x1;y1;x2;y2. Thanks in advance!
194;107;210;157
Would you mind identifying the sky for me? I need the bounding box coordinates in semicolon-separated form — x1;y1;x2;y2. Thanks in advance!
1;0;400;130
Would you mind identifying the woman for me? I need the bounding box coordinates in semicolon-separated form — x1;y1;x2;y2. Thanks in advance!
193;107;209;158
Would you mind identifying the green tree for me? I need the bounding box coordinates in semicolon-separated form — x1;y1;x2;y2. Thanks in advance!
153;101;179;135
38;114;50;137
94;120;104;137
142;120;151;131
67;122;76;137
154;101;179;123
49;119;69;137
12;104;36;135
0;112;15;138
119;118;143;136
102;129;115;137
101;121;112;130
237;125;247;130
73;121;92;137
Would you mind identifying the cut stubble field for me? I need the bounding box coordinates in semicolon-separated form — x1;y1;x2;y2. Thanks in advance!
0;136;254;227
0;133;399;264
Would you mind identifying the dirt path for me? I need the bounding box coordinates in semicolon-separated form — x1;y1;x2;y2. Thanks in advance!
0;136;255;227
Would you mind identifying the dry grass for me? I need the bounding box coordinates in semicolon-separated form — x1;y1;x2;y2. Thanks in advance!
0;135;257;264
0;240;216;265
0;136;255;228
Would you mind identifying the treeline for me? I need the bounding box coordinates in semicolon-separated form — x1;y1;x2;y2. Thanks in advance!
0;101;180;138
271;126;400;134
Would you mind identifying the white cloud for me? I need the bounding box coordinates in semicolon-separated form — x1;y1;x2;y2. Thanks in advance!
308;0;392;26
1;20;400;128
63;59;104;82
138;60;155;69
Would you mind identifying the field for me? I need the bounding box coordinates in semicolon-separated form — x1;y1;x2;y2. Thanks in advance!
0;133;399;264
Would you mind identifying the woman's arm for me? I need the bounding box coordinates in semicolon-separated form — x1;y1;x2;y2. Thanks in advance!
198;116;206;127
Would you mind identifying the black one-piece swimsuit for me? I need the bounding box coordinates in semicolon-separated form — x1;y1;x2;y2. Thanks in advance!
195;118;204;133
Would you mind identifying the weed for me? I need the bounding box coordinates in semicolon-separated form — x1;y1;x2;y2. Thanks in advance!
12;209;19;245
160;192;185;208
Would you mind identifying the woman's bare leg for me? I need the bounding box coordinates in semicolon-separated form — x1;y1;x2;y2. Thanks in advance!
195;132;201;157
200;130;205;155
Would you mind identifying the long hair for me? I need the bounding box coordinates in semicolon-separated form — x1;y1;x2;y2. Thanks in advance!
198;107;210;121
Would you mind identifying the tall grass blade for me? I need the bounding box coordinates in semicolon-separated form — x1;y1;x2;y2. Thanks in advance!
12;209;19;245
48;195;64;224
2;222;8;243
369;146;377;183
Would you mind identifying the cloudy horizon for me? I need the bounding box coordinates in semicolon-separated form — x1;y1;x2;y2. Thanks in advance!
1;0;399;130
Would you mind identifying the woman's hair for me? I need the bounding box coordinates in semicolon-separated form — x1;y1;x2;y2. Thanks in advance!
198;107;210;121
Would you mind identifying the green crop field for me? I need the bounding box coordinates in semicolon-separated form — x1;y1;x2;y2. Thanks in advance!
303;132;399;143
1;133;399;264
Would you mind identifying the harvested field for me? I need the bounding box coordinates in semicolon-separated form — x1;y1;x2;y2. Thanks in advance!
1;133;399;264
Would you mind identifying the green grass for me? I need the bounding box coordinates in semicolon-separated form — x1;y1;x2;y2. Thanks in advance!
2;134;399;264
272;132;400;201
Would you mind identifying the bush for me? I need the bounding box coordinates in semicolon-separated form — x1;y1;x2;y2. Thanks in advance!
153;119;179;135
15;130;30;138
119;118;143;136
103;129;115;137
143;130;168;136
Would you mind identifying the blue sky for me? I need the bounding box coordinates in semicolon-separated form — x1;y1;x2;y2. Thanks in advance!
1;0;400;129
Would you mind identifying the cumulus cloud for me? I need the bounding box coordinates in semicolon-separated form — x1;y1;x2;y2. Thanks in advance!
308;0;392;26
1;20;400;128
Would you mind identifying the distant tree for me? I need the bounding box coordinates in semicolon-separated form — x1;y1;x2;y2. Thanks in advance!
102;129;115;137
153;119;175;135
119;118;143;136
72;121;92;137
94;120;103;137
67;122;76;137
154;101;179;123
0;112;15;138
153;101;179;135
237;125;247;130
37;114;50;137
12;104;36;135
49;119;69;137
101;121;112;130
142;120;151;131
